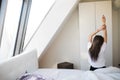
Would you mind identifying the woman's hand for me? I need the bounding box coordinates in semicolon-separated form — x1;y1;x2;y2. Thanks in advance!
98;15;106;31
102;24;106;30
102;15;106;24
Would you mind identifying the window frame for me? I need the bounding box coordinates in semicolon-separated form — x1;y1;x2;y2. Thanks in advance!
13;0;32;56
0;0;8;46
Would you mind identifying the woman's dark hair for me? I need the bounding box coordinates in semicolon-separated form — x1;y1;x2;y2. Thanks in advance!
89;35;104;61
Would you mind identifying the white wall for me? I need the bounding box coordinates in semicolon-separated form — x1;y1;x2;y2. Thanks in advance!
112;6;120;67
39;8;81;69
112;9;119;67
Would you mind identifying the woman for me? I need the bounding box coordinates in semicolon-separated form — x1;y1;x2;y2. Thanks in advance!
88;15;107;71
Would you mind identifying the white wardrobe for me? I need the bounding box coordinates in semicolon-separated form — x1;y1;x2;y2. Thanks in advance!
79;1;112;70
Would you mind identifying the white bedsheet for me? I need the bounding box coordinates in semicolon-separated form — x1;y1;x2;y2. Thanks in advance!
33;66;120;80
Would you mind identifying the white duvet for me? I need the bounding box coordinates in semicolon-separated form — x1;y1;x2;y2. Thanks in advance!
34;66;120;80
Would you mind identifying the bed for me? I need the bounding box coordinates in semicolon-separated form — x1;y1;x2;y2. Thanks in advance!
17;67;120;80
0;49;120;80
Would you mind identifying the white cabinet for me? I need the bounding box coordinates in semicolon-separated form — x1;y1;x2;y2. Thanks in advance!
79;1;112;70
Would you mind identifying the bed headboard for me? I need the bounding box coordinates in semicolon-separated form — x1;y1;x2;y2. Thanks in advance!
0;49;38;80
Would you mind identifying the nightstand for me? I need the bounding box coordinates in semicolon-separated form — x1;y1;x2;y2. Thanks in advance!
57;62;74;69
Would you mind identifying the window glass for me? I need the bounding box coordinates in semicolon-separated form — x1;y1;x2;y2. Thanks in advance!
0;0;23;59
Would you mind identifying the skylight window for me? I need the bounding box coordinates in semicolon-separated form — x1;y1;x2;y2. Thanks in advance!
24;0;56;48
0;0;56;59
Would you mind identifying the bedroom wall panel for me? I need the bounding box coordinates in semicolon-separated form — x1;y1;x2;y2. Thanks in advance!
79;2;96;70
79;1;112;70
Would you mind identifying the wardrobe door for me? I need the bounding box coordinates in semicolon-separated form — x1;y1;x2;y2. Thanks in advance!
95;1;112;66
79;2;96;70
79;1;112;70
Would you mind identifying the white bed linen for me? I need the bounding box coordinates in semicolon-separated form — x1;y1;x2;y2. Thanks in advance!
33;66;120;80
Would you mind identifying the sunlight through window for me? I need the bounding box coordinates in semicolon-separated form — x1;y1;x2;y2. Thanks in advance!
0;0;23;59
